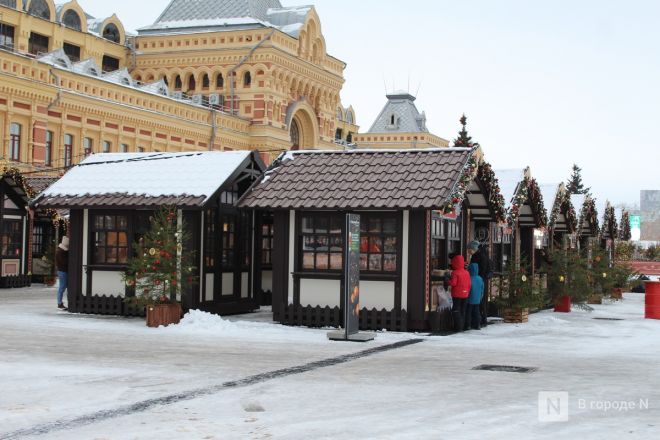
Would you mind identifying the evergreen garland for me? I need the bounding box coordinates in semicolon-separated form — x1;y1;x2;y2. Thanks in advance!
476;161;506;223
508;176;548;227
561;193;578;234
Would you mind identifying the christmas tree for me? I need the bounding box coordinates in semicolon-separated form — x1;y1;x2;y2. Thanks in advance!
620;210;632;241
124;207;197;306
566;164;591;195
602;201;619;240
453;114;480;149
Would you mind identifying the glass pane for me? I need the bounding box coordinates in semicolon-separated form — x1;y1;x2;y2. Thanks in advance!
107;232;118;246
329;236;342;252
360;220;367;233
368;217;381;233
106;247;117;264
316;253;329;270
104;215;115;230
118;247;128;263
369;254;382;271
117;216;128;230
94;215;104;229
330;253;343;270
303;235;316;251
329;216;343;234
262;238;271;250
118;232;128;247
315;217;328;233
96;232;106;247
302;252;315;270
369;237;382;253
302;217;314;233
360;237;368;253
359;254;368;270
384;237;397;253
384;254;397;272
383;217;396;234
94;247;105;264
316;235;329;252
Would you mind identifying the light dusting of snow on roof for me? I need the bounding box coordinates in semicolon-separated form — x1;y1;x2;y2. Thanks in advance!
138;0;311;38
495;169;525;206
42;152;251;202
539;183;561;210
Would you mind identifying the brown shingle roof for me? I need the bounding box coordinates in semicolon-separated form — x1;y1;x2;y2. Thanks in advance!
26;176;61;195
239;148;473;210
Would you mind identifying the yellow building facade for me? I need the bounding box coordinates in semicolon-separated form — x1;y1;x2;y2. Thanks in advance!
0;0;356;175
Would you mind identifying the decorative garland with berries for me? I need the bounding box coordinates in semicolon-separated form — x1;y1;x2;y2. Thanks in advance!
581;198;599;236
508;176;548;227
560;194;578;234
476;161;506;223
2;166;36;200
442;150;479;214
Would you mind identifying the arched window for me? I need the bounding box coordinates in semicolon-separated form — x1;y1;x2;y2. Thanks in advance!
187;75;196;92
390;114;395;125
346;132;353;143
28;0;51;20
62;9;82;31
162;76;169;86
9;123;21;161
174;75;182;90
336;107;343;121
243;72;251;87
290;119;300;150
216;73;224;88
202;74;210;89
102;23;120;43
346;111;354;125
0;1;17;9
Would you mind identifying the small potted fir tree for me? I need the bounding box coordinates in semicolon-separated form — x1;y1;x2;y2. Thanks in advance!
611;262;637;300
544;248;591;312
493;261;536;323
123;207;197;327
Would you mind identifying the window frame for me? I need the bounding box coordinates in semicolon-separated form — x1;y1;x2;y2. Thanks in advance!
1;219;23;258
63;133;73;166
28;31;49;55
90;212;130;266
359;212;399;274
0;22;15;49
83;137;93;156
9;122;21;161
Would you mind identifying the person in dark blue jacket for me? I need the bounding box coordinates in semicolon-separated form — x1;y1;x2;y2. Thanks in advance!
466;263;484;330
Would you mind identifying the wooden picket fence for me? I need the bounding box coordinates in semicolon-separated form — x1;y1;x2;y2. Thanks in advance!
0;275;32;288
279;304;408;331
69;294;145;317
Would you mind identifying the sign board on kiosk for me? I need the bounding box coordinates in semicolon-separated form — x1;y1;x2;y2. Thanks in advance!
328;214;375;342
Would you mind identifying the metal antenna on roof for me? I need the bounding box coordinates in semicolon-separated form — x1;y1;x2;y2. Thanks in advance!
382;73;388;95
407;71;410;94
415;76;424;98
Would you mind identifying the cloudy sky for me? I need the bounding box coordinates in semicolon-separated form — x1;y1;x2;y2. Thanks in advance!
83;0;659;208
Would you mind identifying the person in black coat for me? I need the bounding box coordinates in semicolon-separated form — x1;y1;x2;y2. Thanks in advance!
468;240;492;325
55;237;69;309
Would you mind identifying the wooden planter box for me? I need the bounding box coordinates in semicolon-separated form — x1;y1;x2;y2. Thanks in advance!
146;303;182;328
588;294;603;305
611;288;624;300
503;307;529;323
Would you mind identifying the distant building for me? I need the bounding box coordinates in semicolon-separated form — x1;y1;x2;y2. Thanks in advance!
641;190;660;241
354;91;449;149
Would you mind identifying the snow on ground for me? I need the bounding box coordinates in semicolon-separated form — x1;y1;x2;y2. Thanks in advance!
1;287;659;439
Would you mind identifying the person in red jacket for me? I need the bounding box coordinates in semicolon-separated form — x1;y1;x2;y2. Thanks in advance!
446;254;471;332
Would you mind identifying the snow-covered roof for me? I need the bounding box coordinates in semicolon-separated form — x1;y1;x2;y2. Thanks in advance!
570;194;586;214
368;92;428;134
71;58;101;77
37;49;72;69
102;68;133;87
539;183;561;210
495;169;525;206
138;0;311;38
35;152;255;208
139;79;169;97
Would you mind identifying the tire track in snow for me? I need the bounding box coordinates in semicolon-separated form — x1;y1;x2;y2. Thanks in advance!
1;338;423;439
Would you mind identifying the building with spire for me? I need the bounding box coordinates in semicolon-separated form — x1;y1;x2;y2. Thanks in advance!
354;91;448;149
